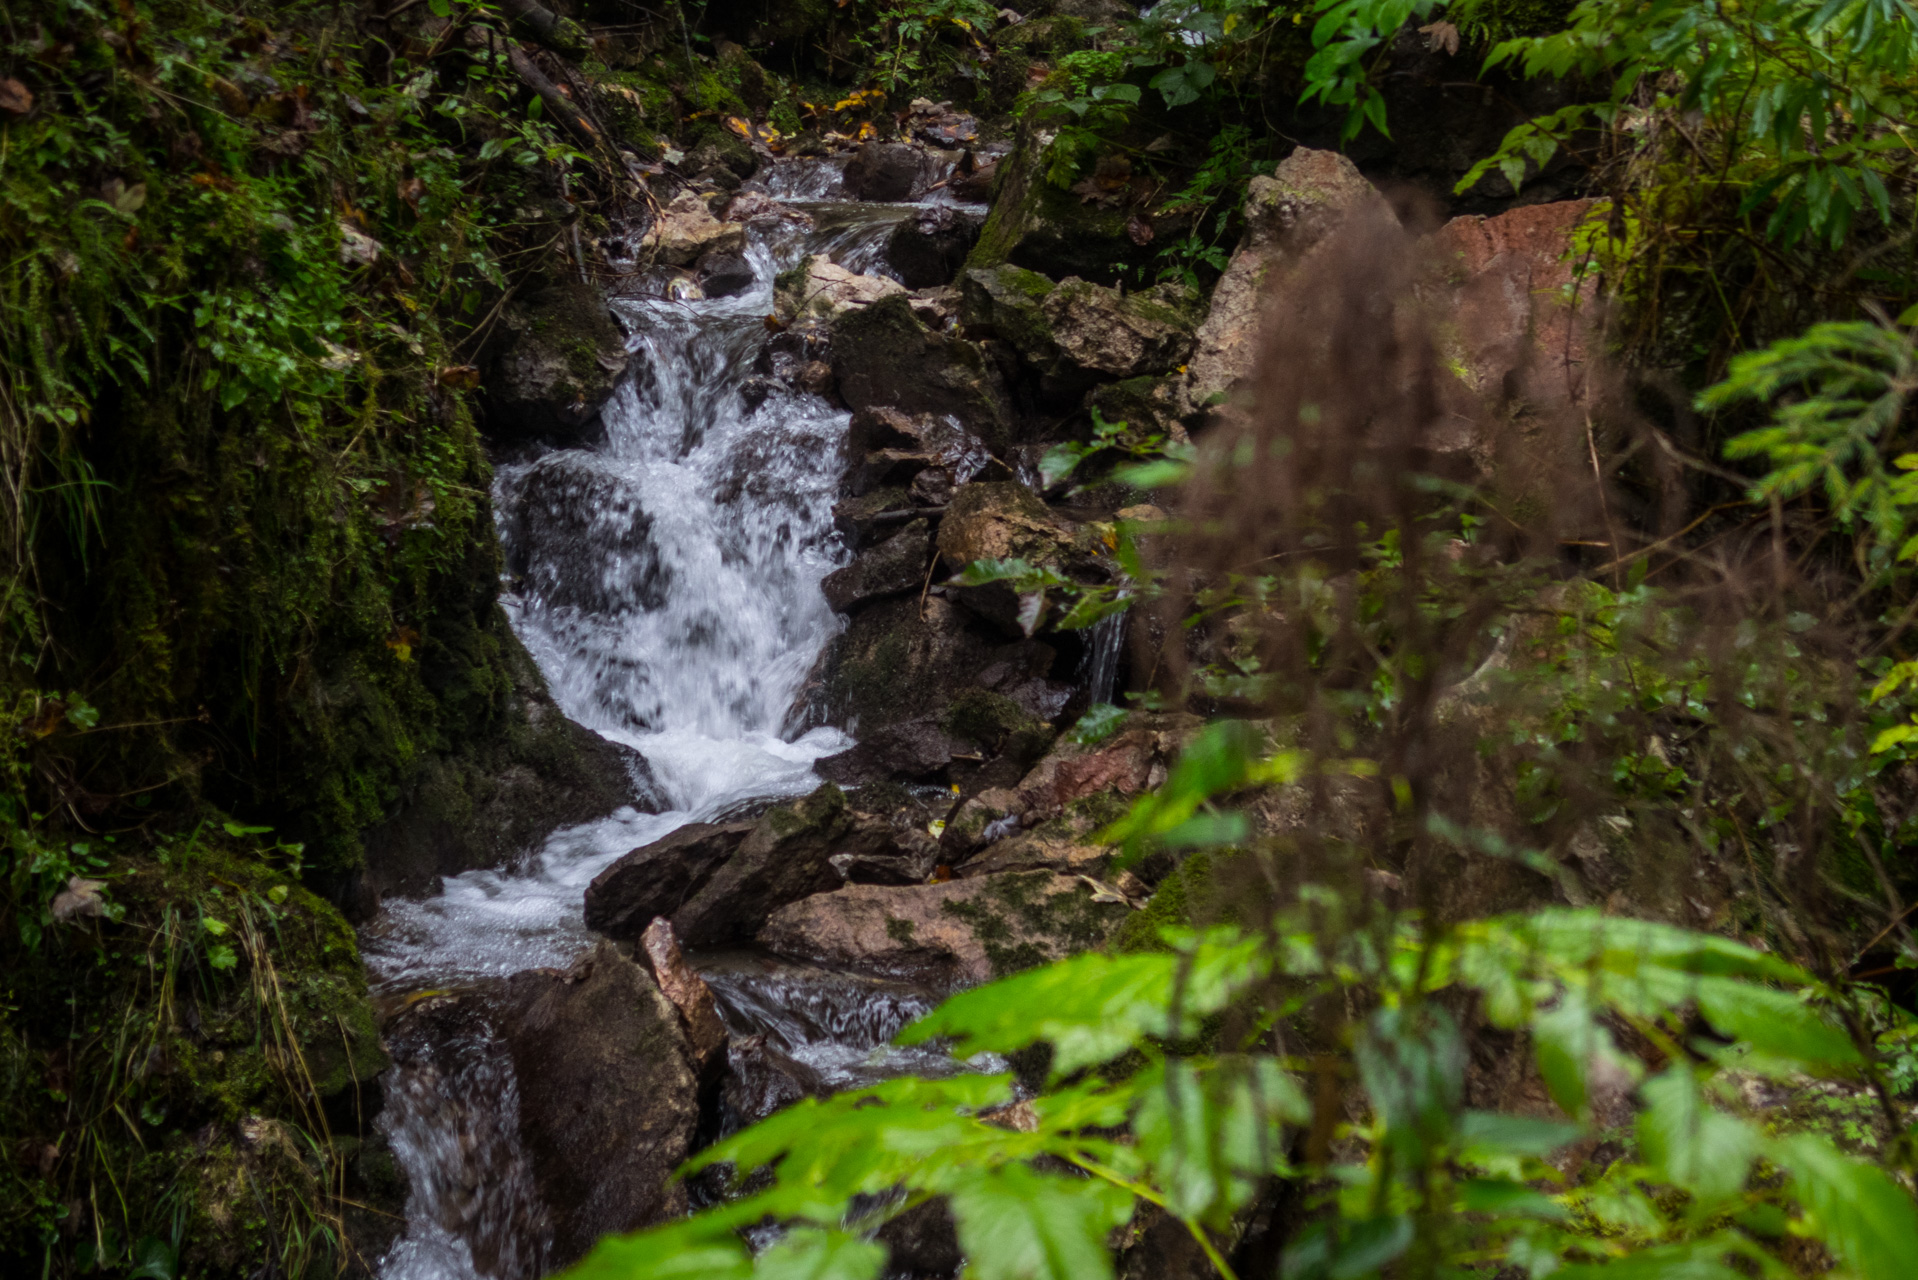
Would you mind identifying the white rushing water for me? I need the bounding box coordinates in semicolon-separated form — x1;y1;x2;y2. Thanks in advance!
365;222;857;995
363;196;985;1280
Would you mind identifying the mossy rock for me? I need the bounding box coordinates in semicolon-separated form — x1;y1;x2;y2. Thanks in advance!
482;277;629;447
967;124;1190;286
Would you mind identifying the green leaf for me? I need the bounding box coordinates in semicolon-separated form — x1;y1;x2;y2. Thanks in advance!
1692;976;1861;1066
1637;1068;1760;1208
1455;1110;1582;1160
1552;1238;1754;1280
755;1229;886;1280
1457;1177;1569;1220
1134;1058;1305;1225
1770;1131;1918;1280
899;938;1267;1077
948;1165;1134;1280
1067;703;1127;745
565;1214;756;1280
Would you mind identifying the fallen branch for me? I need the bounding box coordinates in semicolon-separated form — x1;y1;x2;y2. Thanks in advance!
504;42;602;152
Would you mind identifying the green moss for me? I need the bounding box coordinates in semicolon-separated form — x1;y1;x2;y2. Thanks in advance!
886;914;918;943
1113;851;1215;953
942;689;1040;749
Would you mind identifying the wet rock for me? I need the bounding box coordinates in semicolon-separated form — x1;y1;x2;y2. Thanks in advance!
935;481;1072;571
902;98;981;149
500;452;671;614
722;1033;824;1130
822;518;930;612
777;255;906;321
755;315;834;386
843;141;931;202
831;295;1014;448
639;918;728;1079
1186;148;1390;415
672;784;898;947
646;189;747;267
876;1197;964;1276
694;249;755;299
887;205;986;289
833;486;917;546
816;717;957;785
758;870;1132;988
582;821;753;941
481;279;628;447
822;595;1058;738
492;941;699;1266
829;832;942;886
949;152;998;204
965;125;1187;285
846;406;993;498
355;631;660;911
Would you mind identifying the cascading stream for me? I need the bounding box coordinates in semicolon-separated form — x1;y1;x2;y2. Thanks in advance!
362;194;983;1280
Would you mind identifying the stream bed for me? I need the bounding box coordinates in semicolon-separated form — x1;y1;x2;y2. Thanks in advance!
360;179;988;1280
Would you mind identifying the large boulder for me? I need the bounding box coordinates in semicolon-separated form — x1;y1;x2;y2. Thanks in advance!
492;942;700;1266
582;820;753;940
936;481;1073;571
481;278;628;447
962;266;1198;394
887;205;986;288
821;518;931;612
775;255;906;322
843;405;996;501
354;630;661;911
1429;200;1599;419
935;481;1106;635
822;595;1059;737
844;141;936;202
1044;277;1198;380
831;295;1015;448
671;784;901;946
1185;148;1391;415
965;126;1187;285
758;871;1133;989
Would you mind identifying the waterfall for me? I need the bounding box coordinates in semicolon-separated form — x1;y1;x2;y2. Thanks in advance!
363;205;891;1280
363;178;1002;1279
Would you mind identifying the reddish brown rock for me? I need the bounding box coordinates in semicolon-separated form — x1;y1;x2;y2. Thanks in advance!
757;871;1131;989
638;918;727;1077
1429;199;1599;418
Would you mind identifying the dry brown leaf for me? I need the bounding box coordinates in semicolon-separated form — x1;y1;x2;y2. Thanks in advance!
0;78;33;116
1420;20;1461;55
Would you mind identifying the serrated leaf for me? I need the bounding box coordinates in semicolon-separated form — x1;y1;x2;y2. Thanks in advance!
1135;1058;1305;1225
948;1165;1133;1280
1693;976;1861;1066
1770;1131;1918;1280
565;1213;756;1280
755;1229;886;1280
1637;1068;1760;1208
899;939;1267;1076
